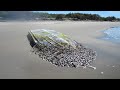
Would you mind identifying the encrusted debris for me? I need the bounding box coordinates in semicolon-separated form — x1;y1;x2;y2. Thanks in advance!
27;29;97;69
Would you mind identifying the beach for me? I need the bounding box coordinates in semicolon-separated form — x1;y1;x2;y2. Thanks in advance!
0;21;120;79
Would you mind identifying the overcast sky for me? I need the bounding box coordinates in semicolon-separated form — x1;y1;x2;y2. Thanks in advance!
34;11;120;18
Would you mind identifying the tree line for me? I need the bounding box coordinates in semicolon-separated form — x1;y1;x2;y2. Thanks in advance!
0;11;120;21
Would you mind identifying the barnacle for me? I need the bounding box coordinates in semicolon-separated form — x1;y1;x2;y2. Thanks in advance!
27;29;97;69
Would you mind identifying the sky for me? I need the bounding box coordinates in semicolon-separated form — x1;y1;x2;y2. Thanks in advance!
35;11;120;18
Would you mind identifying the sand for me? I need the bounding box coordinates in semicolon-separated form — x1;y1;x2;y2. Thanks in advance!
0;21;120;79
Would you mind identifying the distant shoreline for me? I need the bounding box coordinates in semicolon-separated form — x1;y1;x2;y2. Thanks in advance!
0;20;120;22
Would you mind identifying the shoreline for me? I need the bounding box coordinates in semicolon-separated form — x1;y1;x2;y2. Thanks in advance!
100;26;120;44
1;20;120;22
0;21;120;79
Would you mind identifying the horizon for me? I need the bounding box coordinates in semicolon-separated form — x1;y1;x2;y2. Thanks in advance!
34;11;120;18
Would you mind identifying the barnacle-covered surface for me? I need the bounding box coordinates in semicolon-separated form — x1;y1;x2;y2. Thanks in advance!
27;29;97;69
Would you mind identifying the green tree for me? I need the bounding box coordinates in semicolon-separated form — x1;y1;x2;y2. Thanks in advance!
56;14;64;20
106;16;116;21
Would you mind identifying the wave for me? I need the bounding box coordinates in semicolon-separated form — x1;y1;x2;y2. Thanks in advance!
102;26;120;43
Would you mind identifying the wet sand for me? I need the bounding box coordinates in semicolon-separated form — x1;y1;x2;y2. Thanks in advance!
0;21;120;79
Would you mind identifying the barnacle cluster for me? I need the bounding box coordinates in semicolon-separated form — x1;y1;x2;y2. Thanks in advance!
27;29;97;69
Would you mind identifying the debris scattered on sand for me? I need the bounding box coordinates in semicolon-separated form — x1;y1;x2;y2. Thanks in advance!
112;66;115;67
101;72;104;74
27;29;97;69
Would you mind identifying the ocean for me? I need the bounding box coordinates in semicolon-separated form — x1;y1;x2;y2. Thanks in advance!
101;26;120;43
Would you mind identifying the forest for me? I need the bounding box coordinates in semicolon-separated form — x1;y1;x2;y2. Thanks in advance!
0;11;120;21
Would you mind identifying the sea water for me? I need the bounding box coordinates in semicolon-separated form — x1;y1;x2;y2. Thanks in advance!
101;26;120;43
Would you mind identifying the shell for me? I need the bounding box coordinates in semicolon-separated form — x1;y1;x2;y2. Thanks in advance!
27;29;97;69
